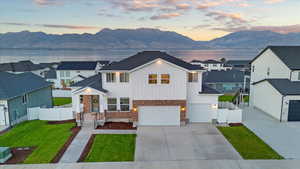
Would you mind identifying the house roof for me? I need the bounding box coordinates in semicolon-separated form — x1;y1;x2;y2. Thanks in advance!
203;69;245;83
251;46;300;70
191;59;222;64
0;72;52;100
57;61;98;70
199;85;221;94
226;60;251;66
0;60;45;72
44;69;57;79
101;51;203;71
71;74;108;93
253;79;300;96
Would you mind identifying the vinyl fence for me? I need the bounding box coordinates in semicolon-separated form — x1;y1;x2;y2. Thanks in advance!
28;107;74;121
217;102;242;123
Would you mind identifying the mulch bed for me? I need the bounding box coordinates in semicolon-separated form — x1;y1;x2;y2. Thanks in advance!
229;123;243;127
77;134;96;162
50;126;81;163
96;122;137;130
0;147;35;165
48;119;76;125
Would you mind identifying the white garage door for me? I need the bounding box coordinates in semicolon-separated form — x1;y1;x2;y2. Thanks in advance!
188;103;212;122
0;106;5;125
139;106;180;126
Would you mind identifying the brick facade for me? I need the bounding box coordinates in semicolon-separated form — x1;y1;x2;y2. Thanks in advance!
132;100;187;122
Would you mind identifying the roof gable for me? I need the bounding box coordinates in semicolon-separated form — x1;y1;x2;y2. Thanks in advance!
100;51;203;71
71;74;107;93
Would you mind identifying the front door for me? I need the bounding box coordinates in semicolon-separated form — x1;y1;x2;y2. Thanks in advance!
91;95;100;112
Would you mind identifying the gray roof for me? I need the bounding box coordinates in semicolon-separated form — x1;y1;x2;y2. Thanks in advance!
253;79;300;95
71;74;108;93
101;51;203;71
0;72;52;100
57;61;110;70
252;46;300;70
44;69;57;79
226;60;251;66
199;85;221;94
191;59;222;64
0;60;45;72
203;70;245;83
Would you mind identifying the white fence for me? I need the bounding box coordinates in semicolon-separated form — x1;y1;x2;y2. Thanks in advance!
28;107;74;121
52;89;71;98
217;102;242;123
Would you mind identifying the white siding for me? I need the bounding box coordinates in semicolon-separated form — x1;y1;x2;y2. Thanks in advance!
291;71;300;81
56;70;96;88
0;100;9;126
252;81;283;120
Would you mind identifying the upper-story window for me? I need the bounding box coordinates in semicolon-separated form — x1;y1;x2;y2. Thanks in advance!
204;64;208;67
267;67;270;76
252;66;255;72
148;74;157;84
120;72;129;83
188;72;198;82
60;71;70;78
213;64;217;67
161;74;170;84
106;73;116;83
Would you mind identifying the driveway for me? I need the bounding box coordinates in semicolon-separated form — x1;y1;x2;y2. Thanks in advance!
135;124;241;161
243;107;300;159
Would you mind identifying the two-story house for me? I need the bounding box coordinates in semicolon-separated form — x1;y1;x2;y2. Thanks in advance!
71;51;221;126
56;61;109;89
190;59;231;71
250;46;300;122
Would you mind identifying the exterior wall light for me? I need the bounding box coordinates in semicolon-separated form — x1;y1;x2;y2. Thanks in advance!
133;108;138;112
157;60;162;64
181;107;186;111
85;88;92;93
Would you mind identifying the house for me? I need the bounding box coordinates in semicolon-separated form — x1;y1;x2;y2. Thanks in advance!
0;72;53;127
250;46;300;121
226;60;251;71
0;60;52;76
71;51;221;126
56;61;109;88
190;59;231;71
203;69;250;94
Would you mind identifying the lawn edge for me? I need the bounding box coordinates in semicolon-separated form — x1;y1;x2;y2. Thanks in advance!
78;134;96;162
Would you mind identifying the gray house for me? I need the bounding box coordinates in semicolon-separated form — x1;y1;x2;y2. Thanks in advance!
0;72;53;127
203;69;250;94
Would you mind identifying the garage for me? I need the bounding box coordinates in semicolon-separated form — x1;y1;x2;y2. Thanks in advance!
139;106;180;126
188;103;212;122
288;100;300;121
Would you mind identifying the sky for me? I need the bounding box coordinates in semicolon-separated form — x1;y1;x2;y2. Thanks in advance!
0;0;299;41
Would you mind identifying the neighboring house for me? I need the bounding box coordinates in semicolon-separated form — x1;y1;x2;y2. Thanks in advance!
71;51;221;126
226;60;251;71
190;59;231;71
0;72;53;127
56;61;109;89
44;69;60;88
0;60;52;76
250;46;300;122
203;69;250;94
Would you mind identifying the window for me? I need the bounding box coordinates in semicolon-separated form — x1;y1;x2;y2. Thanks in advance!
148;74;157;84
213;64;217;67
76;70;80;73
60;71;70;78
188;72;198;82
161;74;170;84
80;95;83;104
107;98;117;111
22;95;27;104
204;64;208;67
106;73;116;83
60;71;65;78
120;72;129;83
65;71;70;77
120;98;130;111
298;72;300;80
252;66;255;72
267;67;270;76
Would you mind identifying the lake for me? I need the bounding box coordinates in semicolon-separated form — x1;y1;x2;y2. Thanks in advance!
0;48;261;63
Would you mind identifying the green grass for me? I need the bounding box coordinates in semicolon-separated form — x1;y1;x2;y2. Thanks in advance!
243;95;249;102
217;126;283;159
218;95;235;102
52;97;72;106
0;120;75;163
84;134;136;162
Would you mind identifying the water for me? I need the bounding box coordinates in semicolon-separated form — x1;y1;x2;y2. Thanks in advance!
0;48;261;63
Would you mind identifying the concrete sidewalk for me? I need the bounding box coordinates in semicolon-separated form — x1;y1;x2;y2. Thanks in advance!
243;107;300;159
1;160;300;169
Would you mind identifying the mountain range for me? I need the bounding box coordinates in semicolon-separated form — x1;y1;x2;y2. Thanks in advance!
0;28;300;49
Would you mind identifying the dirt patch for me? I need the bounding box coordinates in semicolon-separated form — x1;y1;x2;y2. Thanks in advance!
0;147;35;165
48;119;76;125
229;123;243;127
77;134;95;162
50;126;81;163
96;122;136;130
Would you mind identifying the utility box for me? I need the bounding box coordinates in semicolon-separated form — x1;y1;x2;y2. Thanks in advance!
0;147;12;163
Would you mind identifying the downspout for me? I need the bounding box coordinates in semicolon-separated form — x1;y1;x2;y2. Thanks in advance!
280;95;286;122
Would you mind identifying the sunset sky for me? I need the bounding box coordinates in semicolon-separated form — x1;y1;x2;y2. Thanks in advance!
0;0;299;41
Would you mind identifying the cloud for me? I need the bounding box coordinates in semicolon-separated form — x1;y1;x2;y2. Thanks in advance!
264;0;286;4
175;3;190;10
33;0;60;6
150;12;181;20
206;11;247;23
0;22;99;30
197;0;241;9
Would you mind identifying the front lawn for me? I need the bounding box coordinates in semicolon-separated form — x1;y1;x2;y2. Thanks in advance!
218;95;235;102
243;95;249;102
217;126;283;159
84;134;136;162
0;120;75;163
52;97;72;106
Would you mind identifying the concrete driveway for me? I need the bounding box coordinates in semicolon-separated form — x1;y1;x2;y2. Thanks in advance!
243;107;300;159
135;124;241;161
